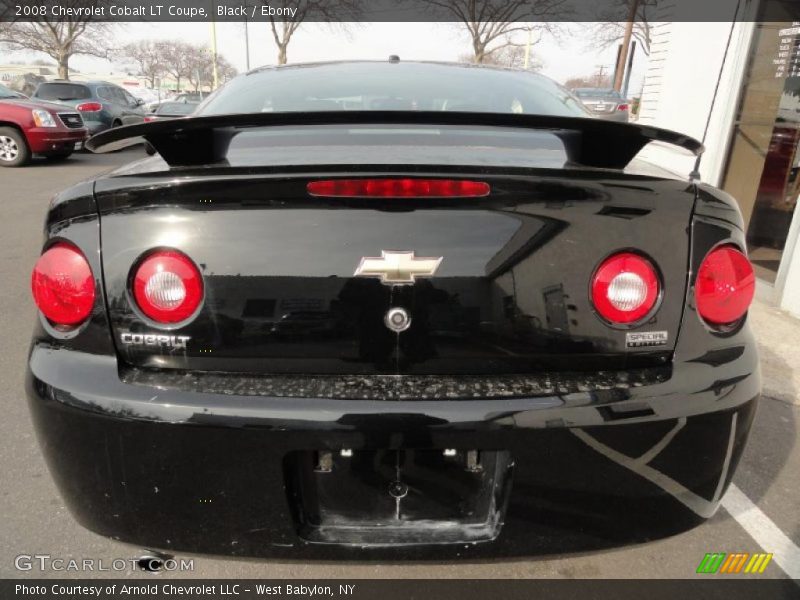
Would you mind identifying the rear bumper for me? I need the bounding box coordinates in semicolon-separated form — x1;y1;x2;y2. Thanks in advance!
592;111;630;123
26;343;760;559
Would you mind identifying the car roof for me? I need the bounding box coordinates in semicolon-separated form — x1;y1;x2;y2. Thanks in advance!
244;59;554;80
44;80;117;87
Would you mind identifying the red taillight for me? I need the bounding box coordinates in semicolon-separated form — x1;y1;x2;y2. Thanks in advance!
133;250;203;324
76;102;102;112
307;179;490;198
591;252;660;324
695;245;754;326
617;104;630;111
31;242;95;327
144;116;156;123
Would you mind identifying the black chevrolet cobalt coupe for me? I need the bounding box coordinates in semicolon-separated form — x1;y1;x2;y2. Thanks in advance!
27;61;759;559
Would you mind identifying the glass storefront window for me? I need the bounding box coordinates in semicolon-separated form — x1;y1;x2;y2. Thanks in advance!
722;16;800;283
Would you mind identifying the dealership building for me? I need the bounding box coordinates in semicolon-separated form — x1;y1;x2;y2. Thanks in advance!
635;0;800;317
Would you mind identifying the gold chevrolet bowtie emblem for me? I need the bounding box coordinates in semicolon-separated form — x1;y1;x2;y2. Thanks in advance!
354;250;443;285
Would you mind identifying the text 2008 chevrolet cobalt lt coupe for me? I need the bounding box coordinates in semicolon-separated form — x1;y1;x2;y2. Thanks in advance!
27;61;759;559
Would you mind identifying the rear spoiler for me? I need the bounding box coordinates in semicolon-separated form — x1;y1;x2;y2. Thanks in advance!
85;111;703;170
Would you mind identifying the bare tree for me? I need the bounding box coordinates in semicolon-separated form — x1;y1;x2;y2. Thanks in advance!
586;0;656;57
186;49;238;92
0;3;115;80
119;40;166;89
262;0;363;65
269;18;298;66
186;48;211;92
160;41;195;92
458;45;543;71
489;44;544;70
421;0;569;63
214;56;238;85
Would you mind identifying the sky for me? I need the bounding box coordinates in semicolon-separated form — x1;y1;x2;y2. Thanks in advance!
4;21;648;93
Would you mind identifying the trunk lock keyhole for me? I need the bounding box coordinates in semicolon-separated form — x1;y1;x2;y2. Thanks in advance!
385;307;411;333
388;480;408;499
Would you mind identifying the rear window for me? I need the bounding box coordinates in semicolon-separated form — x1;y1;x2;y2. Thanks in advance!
198;62;590;118
35;83;91;101
98;86;126;103
574;89;622;99
0;83;20;99
225;125;570;170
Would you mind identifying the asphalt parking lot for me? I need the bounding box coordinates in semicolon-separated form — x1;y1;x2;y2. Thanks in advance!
0;147;798;581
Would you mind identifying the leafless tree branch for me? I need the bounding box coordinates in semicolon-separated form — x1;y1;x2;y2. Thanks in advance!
0;0;116;79
117;40;166;88
583;0;656;56
420;0;571;63
260;0;364;65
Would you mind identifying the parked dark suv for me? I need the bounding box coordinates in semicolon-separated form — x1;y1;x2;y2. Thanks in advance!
32;81;146;135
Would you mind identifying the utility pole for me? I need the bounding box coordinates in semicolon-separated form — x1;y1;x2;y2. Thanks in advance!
244;19;251;71
614;0;639;91
208;0;220;90
210;18;219;90
595;64;607;86
524;27;532;69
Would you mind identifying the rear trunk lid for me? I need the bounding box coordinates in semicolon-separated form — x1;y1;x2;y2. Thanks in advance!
95;137;695;375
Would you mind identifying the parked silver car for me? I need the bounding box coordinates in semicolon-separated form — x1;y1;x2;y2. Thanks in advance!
573;88;630;122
